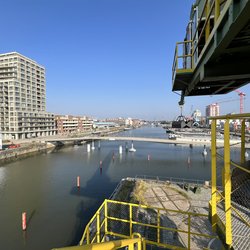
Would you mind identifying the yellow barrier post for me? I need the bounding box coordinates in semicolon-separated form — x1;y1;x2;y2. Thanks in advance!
105;200;108;235
211;119;217;232
224;119;232;246
188;214;191;249
215;0;220;21
86;228;90;245
97;211;100;243
129;203;132;236
241;119;245;165
205;0;211;41
128;243;134;250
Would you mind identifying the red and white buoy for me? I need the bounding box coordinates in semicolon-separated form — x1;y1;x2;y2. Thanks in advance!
77;176;80;188
22;212;26;231
148;154;151;161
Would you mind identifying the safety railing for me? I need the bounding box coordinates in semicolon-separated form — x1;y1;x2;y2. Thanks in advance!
52;233;145;250
172;40;194;83
172;0;232;83
79;199;217;250
209;113;250;249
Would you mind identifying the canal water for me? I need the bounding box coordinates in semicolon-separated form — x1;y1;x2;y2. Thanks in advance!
0;126;240;250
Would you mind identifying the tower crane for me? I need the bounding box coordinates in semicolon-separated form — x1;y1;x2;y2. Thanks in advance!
234;89;246;113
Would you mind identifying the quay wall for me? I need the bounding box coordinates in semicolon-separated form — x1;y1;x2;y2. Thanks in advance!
0;142;55;164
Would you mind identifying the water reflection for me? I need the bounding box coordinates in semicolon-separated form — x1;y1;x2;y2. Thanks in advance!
0;126;242;250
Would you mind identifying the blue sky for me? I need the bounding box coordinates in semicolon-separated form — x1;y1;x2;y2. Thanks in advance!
1;0;249;120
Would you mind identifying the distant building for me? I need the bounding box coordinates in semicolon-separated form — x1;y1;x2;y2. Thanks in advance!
93;121;117;129
206;103;220;117
192;109;202;121
0;52;56;140
105;117;126;126
105;117;143;128
125;117;133;127
206;103;220;125
55;115;93;135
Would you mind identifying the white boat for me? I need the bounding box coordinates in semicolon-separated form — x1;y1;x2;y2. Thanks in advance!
129;141;136;152
124;127;132;130
168;133;177;140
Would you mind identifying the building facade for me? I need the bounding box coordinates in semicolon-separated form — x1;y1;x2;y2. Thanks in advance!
0;52;56;140
55;115;93;135
206;103;220;125
206;103;220;117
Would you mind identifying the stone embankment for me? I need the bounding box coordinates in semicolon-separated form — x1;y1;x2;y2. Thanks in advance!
0;142;55;164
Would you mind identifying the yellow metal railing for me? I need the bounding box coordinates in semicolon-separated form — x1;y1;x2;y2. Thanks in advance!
77;199;217;250
172;0;232;82
209;113;250;248
52;233;144;250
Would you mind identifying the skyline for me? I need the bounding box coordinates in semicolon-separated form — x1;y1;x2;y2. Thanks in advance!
0;0;249;120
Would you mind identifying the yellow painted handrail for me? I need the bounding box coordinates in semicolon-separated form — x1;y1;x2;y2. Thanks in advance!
210;113;250;248
78;199;217;250
52;236;143;250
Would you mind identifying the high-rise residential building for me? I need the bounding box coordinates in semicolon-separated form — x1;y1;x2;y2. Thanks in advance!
0;52;56;140
206;103;220;117
206;103;220;125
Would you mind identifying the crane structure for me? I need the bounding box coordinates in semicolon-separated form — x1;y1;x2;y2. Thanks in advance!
234;89;246;113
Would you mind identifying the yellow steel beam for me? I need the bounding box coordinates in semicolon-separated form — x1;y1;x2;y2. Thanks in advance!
129;203;132;236
224;119;232;246
105;199;108;235
106;199;208;216
215;0;220;21
205;0;211;41
209;113;250;120
241;119;246;165
52;237;142;250
211;120;217;232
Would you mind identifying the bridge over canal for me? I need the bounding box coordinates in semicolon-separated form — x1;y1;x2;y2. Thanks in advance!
44;135;244;147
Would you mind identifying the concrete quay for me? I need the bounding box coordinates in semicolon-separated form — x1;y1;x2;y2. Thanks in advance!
0;142;55;164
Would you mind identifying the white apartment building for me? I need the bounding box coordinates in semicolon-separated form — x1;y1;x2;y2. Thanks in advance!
0;52;56;140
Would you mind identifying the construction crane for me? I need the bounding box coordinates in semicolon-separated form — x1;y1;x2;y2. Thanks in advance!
234;89;246;113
